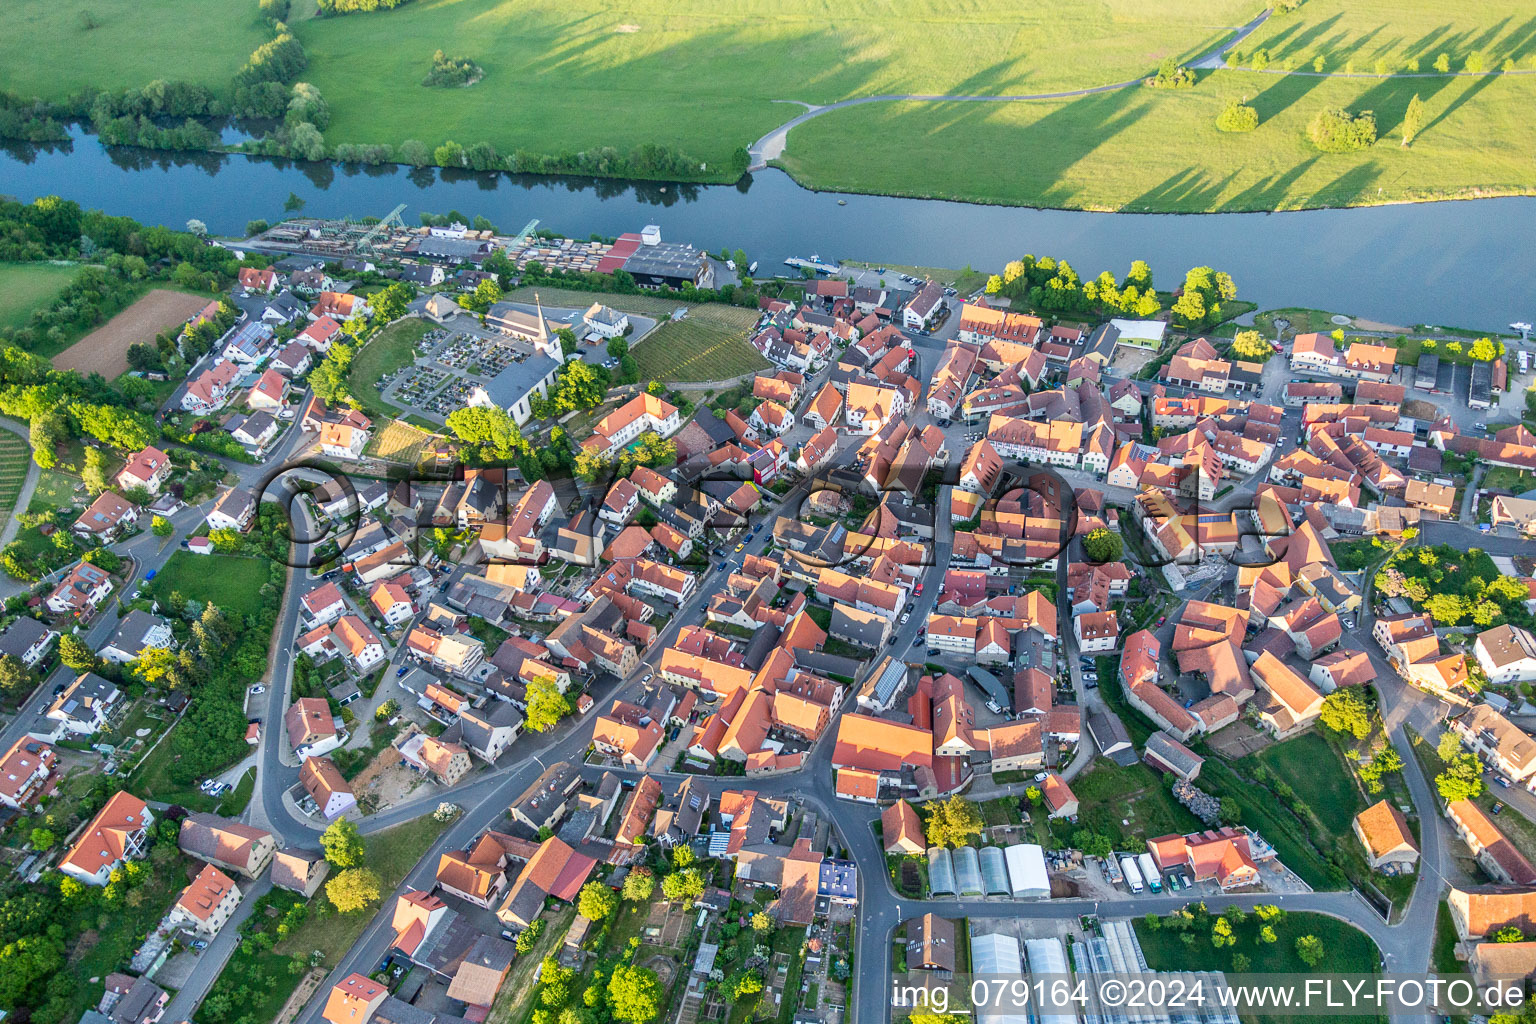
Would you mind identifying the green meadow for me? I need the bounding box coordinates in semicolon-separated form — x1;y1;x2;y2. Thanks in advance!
777;70;1536;211
1;0;1534;211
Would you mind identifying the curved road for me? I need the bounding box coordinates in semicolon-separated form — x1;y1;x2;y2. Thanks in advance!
747;9;1272;170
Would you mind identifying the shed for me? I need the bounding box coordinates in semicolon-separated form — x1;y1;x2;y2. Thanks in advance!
1004;843;1050;898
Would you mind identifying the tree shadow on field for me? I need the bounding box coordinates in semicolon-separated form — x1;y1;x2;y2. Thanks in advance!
1402;24;1454;61
1125;167;1242;212
1311;162;1383;207
1265;12;1344;62
1248;72;1330;124
797;85;1154;208
1342;73;1456;142
1418;72;1503;139
1219;155;1321;212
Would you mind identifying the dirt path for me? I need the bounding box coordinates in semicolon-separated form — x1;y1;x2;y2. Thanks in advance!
52;289;209;377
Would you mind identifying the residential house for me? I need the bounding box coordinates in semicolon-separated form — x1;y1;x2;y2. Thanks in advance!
370;582;415;626
286;696;343;757
333;615;387;673
178;813;277;879
182;360;240;413
116;445;173;495
0;616;57;669
168;864;242;937
320;421;370;461
208;487;257;532
1476;625;1536;685
1450;704;1536;784
226;410;278;448
300;756;357;820
1448;799;1536;884
44;672;120;736
59;791;153;885
0;736;55;810
397;731;473;786
1352;799;1418;872
95;611;176;666
1145;827;1265;890
309;291;370;321
882;800;925;855
73;491;139;542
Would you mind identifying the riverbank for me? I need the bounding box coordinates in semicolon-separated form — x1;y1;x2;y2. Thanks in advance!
3;131;1533;332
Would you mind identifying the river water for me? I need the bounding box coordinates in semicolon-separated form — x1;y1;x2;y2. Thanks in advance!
3;128;1533;330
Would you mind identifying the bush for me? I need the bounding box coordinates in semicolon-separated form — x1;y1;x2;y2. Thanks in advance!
1215;101;1259;133
1307;107;1377;152
422;50;483;87
1146;58;1196;89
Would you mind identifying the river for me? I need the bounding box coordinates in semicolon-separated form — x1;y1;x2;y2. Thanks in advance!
3;128;1533;331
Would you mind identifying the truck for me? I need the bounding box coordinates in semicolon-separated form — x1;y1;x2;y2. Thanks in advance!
1119;856;1144;894
1137;853;1163;893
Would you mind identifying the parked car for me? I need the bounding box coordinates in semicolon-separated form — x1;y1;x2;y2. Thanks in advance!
249;684;266;695
1033;772;1049;782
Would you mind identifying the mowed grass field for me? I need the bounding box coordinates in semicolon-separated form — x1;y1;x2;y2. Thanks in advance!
503;286;768;382
367;417;437;464
1241;0;1536;71
779;70;1536;210
0;0;269;99
296;0;1250;166
147;551;272;619
349;316;431;417
0;263;80;331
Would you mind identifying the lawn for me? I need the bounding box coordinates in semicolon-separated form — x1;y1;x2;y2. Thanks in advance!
146;551;273;619
1482;466;1536;493
0;262;79;330
1134;910;1383;1024
274;815;450;962
349;317;433;418
778;70;1536;212
1248;731;1365;837
503;287;769;384
217;766;257;816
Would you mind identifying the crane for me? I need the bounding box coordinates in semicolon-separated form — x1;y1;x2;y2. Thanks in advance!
354;203;407;254
506;218;539;248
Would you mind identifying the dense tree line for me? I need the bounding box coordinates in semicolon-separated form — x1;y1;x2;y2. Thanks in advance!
316;0;414;12
986;253;1163;318
0;92;68;142
511;142;749;181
